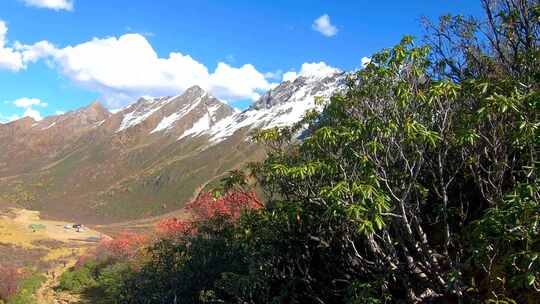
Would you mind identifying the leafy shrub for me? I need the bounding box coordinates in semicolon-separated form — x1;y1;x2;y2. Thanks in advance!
0;265;22;301
123;215;249;303
186;190;263;221
6;272;45;304
96;231;147;260
96;262;135;303
155;217;194;237
58;261;98;292
469;175;540;302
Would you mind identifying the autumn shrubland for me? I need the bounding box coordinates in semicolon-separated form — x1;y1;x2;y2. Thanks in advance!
55;187;262;303
0;266;45;304
0;207;105;303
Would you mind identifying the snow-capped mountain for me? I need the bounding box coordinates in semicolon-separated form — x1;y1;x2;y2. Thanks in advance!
0;72;346;224
205;72;345;143
104;72;345;143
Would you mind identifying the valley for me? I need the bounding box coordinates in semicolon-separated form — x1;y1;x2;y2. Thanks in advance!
0;73;344;224
0;72;344;302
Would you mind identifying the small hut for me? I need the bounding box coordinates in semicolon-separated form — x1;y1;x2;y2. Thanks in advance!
29;223;46;232
73;223;83;232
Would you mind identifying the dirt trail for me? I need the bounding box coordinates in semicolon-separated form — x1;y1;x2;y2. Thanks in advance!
0;208;109;304
36;257;84;304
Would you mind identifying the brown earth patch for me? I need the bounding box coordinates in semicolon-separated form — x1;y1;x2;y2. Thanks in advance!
0;242;51;271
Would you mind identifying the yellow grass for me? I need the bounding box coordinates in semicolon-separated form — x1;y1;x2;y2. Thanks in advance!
0;207;105;260
0;208;110;304
0;216;44;248
43;247;86;262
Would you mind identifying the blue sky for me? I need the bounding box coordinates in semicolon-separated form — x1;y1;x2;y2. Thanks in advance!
0;0;483;122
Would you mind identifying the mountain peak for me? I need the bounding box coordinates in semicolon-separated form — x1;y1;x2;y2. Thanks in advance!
78;100;108;114
16;116;36;124
85;100;107;111
183;85;207;97
67;100;111;125
251;72;346;110
2;116;36;131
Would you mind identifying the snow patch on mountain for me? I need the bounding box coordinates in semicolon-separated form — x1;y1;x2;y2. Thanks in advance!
94;120;106;128
42;122;56;130
151;111;183;133
178;113;211;140
207;104;222;119
205;73;345;143
150;94;207;134
116;74;344;142
117;96;177;132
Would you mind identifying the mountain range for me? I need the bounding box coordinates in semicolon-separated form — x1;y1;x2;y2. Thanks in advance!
0;71;346;224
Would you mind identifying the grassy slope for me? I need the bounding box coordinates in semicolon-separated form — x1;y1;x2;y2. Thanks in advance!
0;127;266;224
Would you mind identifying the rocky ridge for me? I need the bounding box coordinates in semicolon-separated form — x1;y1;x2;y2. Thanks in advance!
0;72;346;223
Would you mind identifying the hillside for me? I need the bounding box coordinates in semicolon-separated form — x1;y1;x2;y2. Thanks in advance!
0;73;345;224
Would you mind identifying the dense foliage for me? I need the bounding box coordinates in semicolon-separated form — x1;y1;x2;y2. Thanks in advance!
0;265;23;302
60;0;539;303
56;189;263;303
0;267;45;304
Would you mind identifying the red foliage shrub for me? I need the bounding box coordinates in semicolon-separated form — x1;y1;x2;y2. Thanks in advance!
186;190;263;221
97;231;148;260
153;190;262;239
0;264;23;301
75;191;262;267
74;252;96;269
155;218;194;237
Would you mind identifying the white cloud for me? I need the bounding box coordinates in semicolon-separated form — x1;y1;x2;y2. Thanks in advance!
1;97;48;122
269;83;279;90
21;0;74;11
0;23;297;108
312;14;338;37
23;107;42;121
0;21;24;71
282;62;340;82
264;70;283;81
0;113;21;123
19;33;275;107
13;97;47;108
51;34;210;105
16;40;57;64
282;71;298;82
55;110;65;115
208;62;270;101
361;57;371;68
251;92;261;101
298;62;340;78
0;21;55;71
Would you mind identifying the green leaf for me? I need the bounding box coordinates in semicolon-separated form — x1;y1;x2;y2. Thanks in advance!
527;273;535;286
